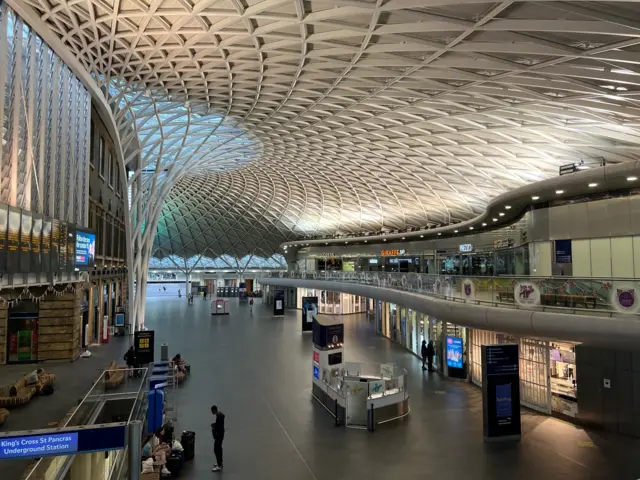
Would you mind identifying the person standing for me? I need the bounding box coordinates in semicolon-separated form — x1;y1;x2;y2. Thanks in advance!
124;346;136;378
211;405;225;472
250;298;254;312
421;340;428;370
426;340;435;372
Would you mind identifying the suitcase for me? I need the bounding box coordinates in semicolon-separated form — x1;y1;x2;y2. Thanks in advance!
166;453;183;476
185;364;191;376
181;431;195;461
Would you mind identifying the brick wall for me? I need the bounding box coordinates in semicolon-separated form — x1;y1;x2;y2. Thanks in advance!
38;288;82;362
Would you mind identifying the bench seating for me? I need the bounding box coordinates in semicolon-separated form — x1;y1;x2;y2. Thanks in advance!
541;293;596;309
104;360;126;389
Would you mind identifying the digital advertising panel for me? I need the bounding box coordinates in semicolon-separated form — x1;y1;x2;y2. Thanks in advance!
58;222;67;272
51;219;60;272
75;230;96;269
66;226;76;273
446;336;463;369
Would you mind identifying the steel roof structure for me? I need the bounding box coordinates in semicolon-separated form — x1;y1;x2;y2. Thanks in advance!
18;0;640;264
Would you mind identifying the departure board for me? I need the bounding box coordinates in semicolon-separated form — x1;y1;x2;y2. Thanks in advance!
20;211;32;273
42;219;51;273
51;219;60;271
59;221;67;272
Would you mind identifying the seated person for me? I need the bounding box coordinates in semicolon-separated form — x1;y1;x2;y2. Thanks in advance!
171;354;187;382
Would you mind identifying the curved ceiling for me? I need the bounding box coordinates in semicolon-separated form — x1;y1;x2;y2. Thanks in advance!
26;0;640;259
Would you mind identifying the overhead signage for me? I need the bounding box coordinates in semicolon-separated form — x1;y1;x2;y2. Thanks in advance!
459;244;473;253
0;424;126;460
381;249;406;256
493;238;514;249
446;337;463;369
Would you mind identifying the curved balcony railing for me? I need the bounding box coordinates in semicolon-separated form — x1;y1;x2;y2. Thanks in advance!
265;271;640;318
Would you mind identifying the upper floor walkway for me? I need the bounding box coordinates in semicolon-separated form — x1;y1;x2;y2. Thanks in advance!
261;271;640;349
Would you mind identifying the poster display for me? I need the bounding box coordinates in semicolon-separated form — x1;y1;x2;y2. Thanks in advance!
41;219;51;273
7;207;21;273
31;215;42;272
0;205;7;272
481;344;521;441
74;230;96;269
58;222;67;272
273;289;285;316
446;336;463;369
301;296;318;332
20;211;32;273
134;330;155;364
554;239;572;264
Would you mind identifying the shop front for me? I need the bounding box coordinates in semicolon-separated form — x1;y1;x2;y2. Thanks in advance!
469;330;578;416
295;288;367;315
435;241;530;276
6;301;40;364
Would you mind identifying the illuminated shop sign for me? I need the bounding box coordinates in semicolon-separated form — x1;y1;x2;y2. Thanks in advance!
459;244;473;252
493;239;514;249
381;249;406;256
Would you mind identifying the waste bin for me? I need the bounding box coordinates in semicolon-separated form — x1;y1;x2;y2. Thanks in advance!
161;343;169;361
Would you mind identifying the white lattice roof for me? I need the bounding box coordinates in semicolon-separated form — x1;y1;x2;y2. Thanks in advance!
26;0;640;259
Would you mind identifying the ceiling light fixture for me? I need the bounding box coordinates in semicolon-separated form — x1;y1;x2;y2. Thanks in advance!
437;233;442;236
402;237;405;240
628;176;638;182
454;230;458;233
383;239;387;242
492;218;498;222
555;190;564;194
482;223;487;227
531;196;539;200
420;235;424;238
345;241;348;244
499;212;505;217
469;227;474;230
588;183;597;188
505;205;511;210
325;242;328;245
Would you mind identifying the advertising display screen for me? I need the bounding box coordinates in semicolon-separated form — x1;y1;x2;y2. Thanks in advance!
41;219;51;273
446;336;463;369
7;207;21;273
74;230;95;268
31;216;42;272
0;204;7;272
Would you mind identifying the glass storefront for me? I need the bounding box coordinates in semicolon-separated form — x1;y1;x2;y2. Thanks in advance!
7;316;39;364
437;246;529;276
550;342;578;417
295;288;366;315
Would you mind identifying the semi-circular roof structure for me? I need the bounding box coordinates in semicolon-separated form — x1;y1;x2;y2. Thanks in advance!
23;0;640;259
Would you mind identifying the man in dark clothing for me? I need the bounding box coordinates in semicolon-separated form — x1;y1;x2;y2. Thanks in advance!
211;405;225;472
124;346;136;378
421;340;428;370
426;341;435;372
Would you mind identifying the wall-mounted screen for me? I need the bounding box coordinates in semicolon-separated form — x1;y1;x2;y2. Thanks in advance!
75;230;96;269
0;204;7;272
7;207;21;273
20;211;32;273
369;258;378;264
42;219;51;273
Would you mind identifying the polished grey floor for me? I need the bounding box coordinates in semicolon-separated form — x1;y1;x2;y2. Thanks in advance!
144;295;640;480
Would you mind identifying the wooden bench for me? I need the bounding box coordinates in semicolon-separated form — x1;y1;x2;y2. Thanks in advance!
104;360;126;389
496;291;515;302
541;293;596;309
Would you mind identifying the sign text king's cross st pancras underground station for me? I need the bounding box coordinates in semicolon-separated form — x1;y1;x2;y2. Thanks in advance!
0;433;78;459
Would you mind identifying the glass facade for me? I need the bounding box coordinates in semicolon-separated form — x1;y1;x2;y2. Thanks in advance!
296;288;366;315
0;5;91;224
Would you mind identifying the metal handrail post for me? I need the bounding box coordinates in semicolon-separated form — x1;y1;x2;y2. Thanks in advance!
128;421;142;480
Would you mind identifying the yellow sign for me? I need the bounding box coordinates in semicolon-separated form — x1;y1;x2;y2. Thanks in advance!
381;249;404;256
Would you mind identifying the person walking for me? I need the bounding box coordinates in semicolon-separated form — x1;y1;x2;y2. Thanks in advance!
426;340;435;372
421;340;428;370
211;405;225;472
249;298;254;312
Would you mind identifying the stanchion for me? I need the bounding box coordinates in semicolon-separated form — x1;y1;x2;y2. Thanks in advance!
128;420;142;480
334;399;339;426
367;405;375;432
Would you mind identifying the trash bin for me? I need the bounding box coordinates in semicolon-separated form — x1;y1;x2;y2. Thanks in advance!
161;343;169;361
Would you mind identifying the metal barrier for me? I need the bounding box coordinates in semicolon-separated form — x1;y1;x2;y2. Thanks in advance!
265;271;640;318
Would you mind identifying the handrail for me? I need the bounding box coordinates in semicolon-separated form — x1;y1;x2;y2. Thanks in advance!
262;271;640;317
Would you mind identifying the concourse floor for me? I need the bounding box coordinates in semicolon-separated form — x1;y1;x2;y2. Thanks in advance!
146;296;640;480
